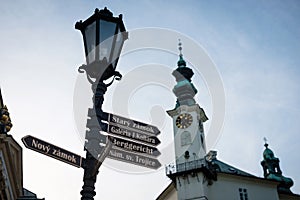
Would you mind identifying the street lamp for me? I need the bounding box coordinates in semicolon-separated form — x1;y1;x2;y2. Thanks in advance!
76;7;128;81
75;7;128;200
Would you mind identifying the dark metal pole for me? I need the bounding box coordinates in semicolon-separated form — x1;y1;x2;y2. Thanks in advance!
81;151;97;200
80;80;108;200
76;7;126;198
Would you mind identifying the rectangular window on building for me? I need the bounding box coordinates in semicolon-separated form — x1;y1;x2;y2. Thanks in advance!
239;188;248;200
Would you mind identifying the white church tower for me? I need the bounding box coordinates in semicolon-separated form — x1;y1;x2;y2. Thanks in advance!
166;41;216;200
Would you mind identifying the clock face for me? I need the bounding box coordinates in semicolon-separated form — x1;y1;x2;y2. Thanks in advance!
176;113;193;129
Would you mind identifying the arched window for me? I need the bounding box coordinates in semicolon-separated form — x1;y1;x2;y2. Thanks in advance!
181;131;191;146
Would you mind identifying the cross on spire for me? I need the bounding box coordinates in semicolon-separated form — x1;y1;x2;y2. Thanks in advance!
263;137;268;148
178;39;183;57
177;39;186;68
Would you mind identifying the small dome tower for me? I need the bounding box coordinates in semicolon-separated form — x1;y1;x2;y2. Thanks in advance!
261;138;294;193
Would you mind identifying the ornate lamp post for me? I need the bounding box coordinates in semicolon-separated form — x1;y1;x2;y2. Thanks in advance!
75;7;128;200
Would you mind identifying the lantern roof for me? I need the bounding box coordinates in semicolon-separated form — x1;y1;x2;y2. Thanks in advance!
75;7;126;34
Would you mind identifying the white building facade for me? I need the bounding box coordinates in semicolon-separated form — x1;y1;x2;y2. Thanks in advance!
157;45;300;200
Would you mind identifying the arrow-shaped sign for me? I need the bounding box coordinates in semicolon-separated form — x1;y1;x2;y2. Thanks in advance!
107;147;161;170
22;135;83;168
109;136;160;157
108;113;160;136
107;124;160;146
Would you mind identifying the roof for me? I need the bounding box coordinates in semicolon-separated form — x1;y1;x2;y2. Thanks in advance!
212;159;284;186
213;159;255;177
16;188;45;200
279;192;300;199
156;182;175;200
157;159;298;200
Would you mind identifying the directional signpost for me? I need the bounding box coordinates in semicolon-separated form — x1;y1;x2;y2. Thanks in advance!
107;124;161;146
108;113;160;136
108;147;161;169
22;135;84;168
104;113;162;169
22;113;162;170
108;136;161;157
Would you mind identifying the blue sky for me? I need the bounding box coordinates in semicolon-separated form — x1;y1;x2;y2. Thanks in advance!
0;0;300;199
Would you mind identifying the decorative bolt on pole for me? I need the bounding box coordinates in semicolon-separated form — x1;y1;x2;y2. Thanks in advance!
75;7;128;200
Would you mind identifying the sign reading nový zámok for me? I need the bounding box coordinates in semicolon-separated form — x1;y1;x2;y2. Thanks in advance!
22;135;83;168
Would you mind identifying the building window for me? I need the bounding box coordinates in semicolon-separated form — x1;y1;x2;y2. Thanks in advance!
239;188;248;200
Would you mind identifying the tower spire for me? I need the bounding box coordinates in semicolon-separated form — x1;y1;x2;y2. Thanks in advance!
177;39;186;68
261;141;294;193
171;39;197;107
